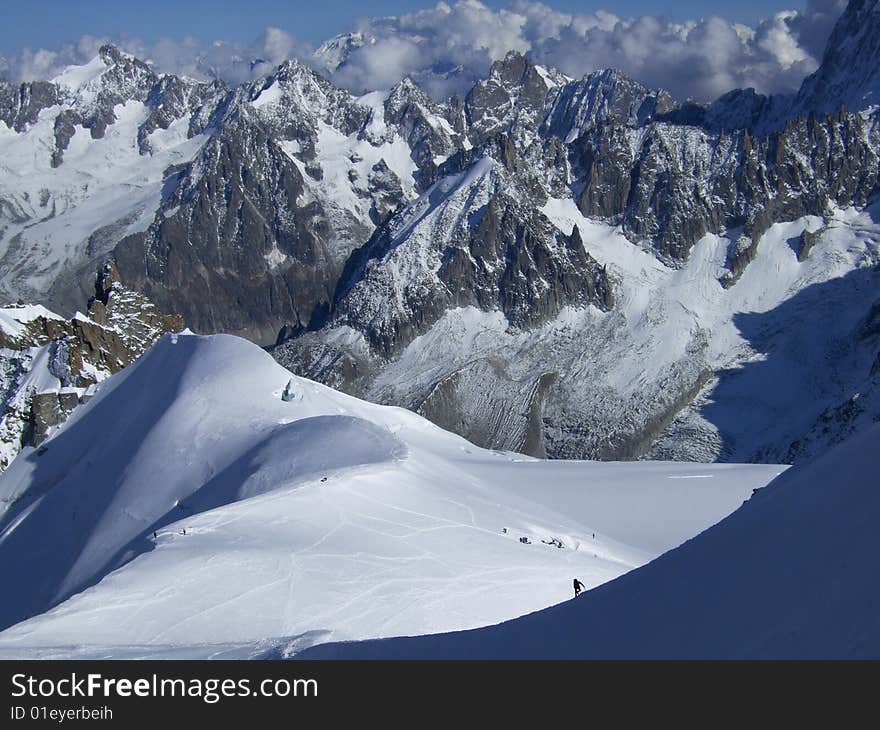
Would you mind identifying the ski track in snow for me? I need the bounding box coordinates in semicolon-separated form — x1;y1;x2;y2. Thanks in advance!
0;333;782;659
302;422;880;659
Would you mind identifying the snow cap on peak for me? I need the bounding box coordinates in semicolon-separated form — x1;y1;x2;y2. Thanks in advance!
314;30;371;72
98;44;130;66
394;76;420;92
387;76;431;106
489;51;536;84
273;57;321;83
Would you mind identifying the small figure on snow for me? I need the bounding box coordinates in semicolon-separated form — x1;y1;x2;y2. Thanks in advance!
282;379;298;402
573;578;585;597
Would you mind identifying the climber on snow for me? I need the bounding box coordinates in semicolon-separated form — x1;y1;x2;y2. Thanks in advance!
573;578;585;597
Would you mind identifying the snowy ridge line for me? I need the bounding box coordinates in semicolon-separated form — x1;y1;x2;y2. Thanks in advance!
0;333;782;658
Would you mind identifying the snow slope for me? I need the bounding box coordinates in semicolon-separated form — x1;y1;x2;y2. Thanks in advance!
539;199;880;461
302;423;880;659
0;333;781;658
0;97;207;304
336;196;879;463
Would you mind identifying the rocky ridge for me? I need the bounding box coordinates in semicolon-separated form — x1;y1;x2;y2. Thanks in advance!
0;265;182;469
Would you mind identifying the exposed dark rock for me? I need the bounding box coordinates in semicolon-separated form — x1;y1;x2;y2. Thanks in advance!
791;0;880;117
138;75;226;154
384;77;459;188
573;110;877;265
31;390;82;446
0;266;184;469
367;160;405;224
51;110;79;167
6;5;880;466
328;176;613;360
720;235;761;289
543;68;676;139
113;113;343;345
797;226;824;262
0;80;59;131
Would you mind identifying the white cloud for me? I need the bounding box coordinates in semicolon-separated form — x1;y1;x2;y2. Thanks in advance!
332;35;426;93
0;1;849;103
323;1;847;102
0;28;311;87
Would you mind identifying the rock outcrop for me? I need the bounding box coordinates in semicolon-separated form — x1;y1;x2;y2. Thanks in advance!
0;267;183;469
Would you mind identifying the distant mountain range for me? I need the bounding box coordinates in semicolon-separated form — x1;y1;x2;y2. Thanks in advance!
1;0;879;466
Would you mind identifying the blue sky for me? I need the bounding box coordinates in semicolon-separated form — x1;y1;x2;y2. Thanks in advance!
0;0;807;54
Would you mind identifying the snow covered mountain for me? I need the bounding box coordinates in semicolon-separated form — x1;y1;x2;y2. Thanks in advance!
0;332;781;658
0;46;221;313
792;0;880;117
2;0;880;467
301;420;880;659
0;46;460;342
275;10;880;464
1;1;877;659
279;203;880;465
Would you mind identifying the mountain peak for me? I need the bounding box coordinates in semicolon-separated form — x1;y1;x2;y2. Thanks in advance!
314;31;370;72
274;57;314;78
541;66;676;141
387;76;430;106
487;51;536;86
98;43;128;65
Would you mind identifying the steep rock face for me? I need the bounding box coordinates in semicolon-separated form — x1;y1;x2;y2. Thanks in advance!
114;114;340;344
542;69;676;142
0;45;222;308
272;6;880;462
29;390;81;447
273;146;623;458
110;61;435;344
383;78;461;188
322;155;612;359
0;81;60;132
572;111;879;263
137;74;225;155
0;267;183;470
464;52;561;147
86;262;185;357
250;59;368;138
6;36;878;335
46;45;159;166
793;0;880;116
